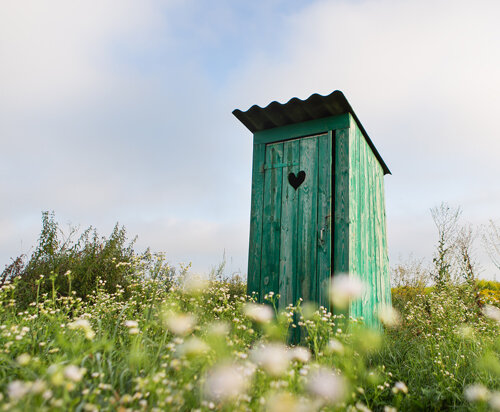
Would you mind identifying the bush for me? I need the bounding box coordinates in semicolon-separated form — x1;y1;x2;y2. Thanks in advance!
1;212;138;308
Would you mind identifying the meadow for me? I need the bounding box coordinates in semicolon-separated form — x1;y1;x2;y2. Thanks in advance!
0;212;499;411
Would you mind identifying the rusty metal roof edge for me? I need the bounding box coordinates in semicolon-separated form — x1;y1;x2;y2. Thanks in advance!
233;90;391;175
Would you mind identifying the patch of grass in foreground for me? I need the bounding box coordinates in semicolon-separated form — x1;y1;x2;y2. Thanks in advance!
0;269;498;412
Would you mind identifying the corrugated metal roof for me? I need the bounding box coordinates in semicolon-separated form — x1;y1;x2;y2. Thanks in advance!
233;90;390;175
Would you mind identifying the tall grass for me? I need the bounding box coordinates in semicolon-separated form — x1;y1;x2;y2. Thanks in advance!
0;266;498;410
0;210;498;411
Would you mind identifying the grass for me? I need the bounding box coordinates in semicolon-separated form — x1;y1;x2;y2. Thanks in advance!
0;265;498;411
0;212;498;411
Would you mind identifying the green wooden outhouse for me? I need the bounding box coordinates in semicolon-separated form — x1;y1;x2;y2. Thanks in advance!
233;90;391;326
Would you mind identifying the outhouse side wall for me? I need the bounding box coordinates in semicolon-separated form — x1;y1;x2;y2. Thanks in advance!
347;115;391;326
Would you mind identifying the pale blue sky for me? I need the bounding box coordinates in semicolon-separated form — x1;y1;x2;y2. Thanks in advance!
1;0;499;279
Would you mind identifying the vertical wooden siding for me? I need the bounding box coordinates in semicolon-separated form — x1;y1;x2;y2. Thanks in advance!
317;132;333;310
333;128;350;317
248;133;332;309
247;112;390;326
247;143;266;300
261;144;284;299
347;115;391;326
279;140;300;307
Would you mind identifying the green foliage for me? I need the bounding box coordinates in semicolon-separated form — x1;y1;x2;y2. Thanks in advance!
1;212;140;309
477;280;500;292
383;282;500;411
0;264;497;411
0;210;498;410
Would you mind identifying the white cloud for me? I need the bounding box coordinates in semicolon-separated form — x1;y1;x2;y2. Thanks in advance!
0;0;168;110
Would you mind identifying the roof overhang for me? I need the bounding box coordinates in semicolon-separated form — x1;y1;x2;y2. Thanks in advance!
233;90;390;175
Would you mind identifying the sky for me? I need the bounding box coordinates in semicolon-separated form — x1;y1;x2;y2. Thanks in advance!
1;0;499;280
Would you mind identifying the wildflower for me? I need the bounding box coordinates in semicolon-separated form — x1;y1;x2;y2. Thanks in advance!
330;274;364;309
250;343;290;377
241;361;257;378
8;380;30;400
68;318;95;340
266;391;309;412
489;392;500;411
392;382;408;395
48;365;64;386
243;303;274;323
207;321;230;336
456;325;474;339
384;407;397;412
163;312;195;335
128;328;140;335
327;339;345;355
30;380;46;395
377;305;401;327
183;275;209;294
288;347;311;363
306;367;346;404
356;402;372;412
178;337;210;357
464;384;489;402
482;305;500;323
124;320;139;328
64;365;86;382
16;353;31;366
204;364;248;402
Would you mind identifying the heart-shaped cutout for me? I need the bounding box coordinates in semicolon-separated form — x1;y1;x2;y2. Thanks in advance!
288;171;306;190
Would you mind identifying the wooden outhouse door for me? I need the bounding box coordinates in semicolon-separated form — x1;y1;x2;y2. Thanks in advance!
260;133;332;310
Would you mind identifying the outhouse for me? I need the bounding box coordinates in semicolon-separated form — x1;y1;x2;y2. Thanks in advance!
233;91;391;326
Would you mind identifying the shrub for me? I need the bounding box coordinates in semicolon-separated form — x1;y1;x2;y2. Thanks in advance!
1;212;138;308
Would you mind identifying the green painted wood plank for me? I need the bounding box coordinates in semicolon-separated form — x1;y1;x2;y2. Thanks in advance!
343;115;391;326
353;122;362;319
356;128;364;320
254;114;350;145
317;132;332;311
347;121;359;319
333;128;349;315
367;135;378;325
247;143;266;299
373;158;384;313
377;162;391;306
359;127;371;323
369;131;379;325
279;139;300;309
261;143;284;300
297;136;319;304
348;118;391;326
